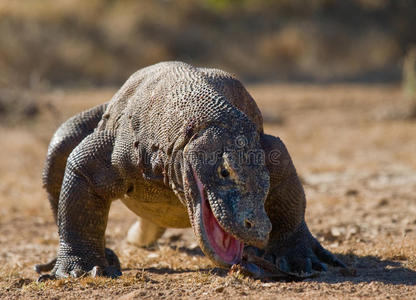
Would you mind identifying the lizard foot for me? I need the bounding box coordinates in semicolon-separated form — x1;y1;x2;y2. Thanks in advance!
37;265;121;282
36;247;122;281
243;221;345;278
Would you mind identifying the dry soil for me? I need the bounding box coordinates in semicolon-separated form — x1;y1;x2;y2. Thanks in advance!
0;84;415;299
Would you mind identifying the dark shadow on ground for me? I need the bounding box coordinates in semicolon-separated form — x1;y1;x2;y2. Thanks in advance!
143;267;227;276
122;266;227;277
308;253;416;286
168;245;205;257
124;251;416;286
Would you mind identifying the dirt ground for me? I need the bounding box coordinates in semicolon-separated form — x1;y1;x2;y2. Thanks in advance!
0;84;415;299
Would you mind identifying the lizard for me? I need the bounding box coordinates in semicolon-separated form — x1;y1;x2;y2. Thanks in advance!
35;61;345;280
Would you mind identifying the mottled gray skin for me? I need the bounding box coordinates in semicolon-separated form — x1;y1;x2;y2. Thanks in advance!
36;62;344;280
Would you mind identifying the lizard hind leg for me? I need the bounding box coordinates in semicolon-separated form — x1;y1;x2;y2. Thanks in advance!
126;217;166;248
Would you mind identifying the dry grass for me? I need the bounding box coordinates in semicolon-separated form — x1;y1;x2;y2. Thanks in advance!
0;83;415;299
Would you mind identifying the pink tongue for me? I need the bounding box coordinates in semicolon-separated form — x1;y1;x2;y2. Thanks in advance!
200;186;244;264
193;169;243;264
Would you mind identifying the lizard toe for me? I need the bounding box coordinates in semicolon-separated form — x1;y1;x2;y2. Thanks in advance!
89;266;104;277
275;243;333;275
277;257;290;273
281;253;314;274
88;265;121;278
263;253;276;264
34;257;57;274
70;269;87;278
105;248;121;270
104;266;122;278
37;274;56;282
313;241;346;268
310;255;328;271
267;221;346;275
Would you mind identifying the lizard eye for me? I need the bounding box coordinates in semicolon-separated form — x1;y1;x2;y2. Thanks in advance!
220;168;230;178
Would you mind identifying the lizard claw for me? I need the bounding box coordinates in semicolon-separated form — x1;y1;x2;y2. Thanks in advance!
241;222;345;279
314;243;346;268
103;266;122;278
70;269;87;278
37;273;56;282
38;264;122;281
271;222;346;275
35;247;122;280
90;266;103;277
89;265;122;278
277;257;290;273
104;248;121;271
273;241;344;275
236;251;318;280
34;257;57;274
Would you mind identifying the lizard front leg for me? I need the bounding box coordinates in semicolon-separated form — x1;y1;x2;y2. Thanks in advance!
40;130;126;280
246;134;345;275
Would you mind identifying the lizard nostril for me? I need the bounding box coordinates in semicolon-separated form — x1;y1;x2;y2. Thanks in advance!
244;220;253;229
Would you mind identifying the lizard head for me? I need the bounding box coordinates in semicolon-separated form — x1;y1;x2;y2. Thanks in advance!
182;125;272;267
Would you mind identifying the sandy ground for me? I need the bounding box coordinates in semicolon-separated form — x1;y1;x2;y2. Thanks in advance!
0;84;415;299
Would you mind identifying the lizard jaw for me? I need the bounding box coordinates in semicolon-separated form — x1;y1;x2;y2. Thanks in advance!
192;169;244;266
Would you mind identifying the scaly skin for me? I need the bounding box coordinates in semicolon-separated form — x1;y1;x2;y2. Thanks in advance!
36;62;345;280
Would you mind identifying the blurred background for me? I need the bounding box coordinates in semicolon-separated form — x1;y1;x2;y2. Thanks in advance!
0;0;415;87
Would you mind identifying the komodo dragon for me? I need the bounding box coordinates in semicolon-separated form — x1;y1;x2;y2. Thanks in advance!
36;61;345;280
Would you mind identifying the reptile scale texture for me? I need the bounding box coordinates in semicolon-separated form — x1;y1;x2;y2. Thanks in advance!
36;61;345;280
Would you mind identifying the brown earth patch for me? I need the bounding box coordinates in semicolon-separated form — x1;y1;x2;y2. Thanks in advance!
1;84;415;299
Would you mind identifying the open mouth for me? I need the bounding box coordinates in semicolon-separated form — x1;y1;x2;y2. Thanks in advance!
193;169;244;265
